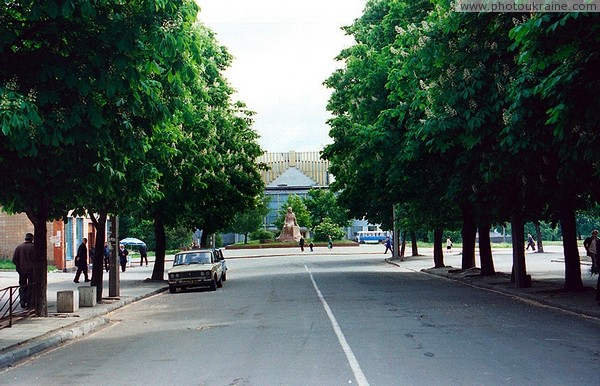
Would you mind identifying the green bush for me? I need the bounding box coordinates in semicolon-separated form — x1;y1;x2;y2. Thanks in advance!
250;229;274;241
0;259;56;271
313;218;345;241
0;259;15;270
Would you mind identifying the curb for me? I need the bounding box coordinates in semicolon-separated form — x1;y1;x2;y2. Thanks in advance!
0;286;167;369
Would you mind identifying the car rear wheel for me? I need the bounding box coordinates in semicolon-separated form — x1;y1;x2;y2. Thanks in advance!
217;274;223;288
222;271;227;282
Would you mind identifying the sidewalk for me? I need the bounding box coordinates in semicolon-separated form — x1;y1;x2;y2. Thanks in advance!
0;263;166;369
385;245;600;322
1;244;599;369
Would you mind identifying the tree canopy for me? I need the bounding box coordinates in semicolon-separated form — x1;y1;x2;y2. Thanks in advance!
0;0;265;312
324;0;600;290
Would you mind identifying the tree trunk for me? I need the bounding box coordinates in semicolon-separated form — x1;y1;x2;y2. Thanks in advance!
200;229;208;248
90;210;108;303
534;221;544;253
460;203;477;269
478;222;495;276
410;230;418;256
511;211;531;288
151;213;166;281
559;206;584;291
433;228;445;268
25;204;49;317
399;230;406;260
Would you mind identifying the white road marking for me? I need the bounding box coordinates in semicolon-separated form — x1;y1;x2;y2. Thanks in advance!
305;265;370;386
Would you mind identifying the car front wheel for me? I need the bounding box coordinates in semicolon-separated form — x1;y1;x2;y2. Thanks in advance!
169;285;176;293
209;276;217;291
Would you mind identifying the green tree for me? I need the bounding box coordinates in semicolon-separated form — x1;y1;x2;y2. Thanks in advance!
111;20;265;279
0;0;195;313
304;189;349;229
507;12;600;290
323;0;410;231
313;218;346;241
228;195;270;244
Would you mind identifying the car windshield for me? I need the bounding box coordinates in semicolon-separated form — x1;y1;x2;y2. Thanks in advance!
173;252;212;266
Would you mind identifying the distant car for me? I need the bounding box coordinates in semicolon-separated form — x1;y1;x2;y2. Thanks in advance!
167;249;224;293
213;248;227;282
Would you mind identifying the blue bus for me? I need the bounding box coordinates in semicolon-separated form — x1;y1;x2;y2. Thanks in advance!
355;231;388;244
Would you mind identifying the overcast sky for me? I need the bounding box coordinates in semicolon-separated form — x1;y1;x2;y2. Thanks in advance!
196;0;366;153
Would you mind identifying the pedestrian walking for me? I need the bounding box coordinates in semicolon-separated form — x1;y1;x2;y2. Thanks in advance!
309;241;314;252
384;237;393;254
526;234;536;251
103;242;110;272
446;237;453;250
118;244;129;272
584;230;599;274
139;244;148;266
327;235;333;250
299;236;305;252
74;238;90;283
12;233;35;308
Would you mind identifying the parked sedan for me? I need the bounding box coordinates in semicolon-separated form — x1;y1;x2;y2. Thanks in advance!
167;250;223;293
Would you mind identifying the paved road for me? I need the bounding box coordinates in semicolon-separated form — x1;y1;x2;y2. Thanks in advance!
3;251;599;385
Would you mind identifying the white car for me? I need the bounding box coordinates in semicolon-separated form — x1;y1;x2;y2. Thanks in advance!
167;250;224;293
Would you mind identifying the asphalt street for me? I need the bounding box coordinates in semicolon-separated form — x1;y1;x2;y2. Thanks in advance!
2;249;599;386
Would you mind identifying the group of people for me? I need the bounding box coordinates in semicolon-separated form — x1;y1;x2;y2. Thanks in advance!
298;236;333;251
11;232;148;309
73;239;147;282
298;237;316;252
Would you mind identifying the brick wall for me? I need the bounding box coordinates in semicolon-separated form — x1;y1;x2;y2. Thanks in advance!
0;209;56;263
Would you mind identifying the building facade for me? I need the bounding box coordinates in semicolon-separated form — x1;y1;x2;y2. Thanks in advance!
255;150;380;240
258;150;331;232
0;208;101;271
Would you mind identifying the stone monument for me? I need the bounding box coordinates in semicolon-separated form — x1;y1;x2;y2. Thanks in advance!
277;207;301;242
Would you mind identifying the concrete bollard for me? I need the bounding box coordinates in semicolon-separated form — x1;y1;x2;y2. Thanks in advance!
57;290;79;313
78;286;97;307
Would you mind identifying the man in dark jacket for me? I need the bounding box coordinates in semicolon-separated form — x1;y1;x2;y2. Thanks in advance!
74;238;90;283
118;244;129;272
103;242;110;272
139;244;148;266
13;233;35;308
583;230;598;274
